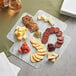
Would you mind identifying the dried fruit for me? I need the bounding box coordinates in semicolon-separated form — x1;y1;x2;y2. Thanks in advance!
47;44;56;52
48;44;53;48
33;31;42;38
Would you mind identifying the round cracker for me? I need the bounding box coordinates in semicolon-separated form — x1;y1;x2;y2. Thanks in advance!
31;38;41;44
37;48;47;52
32;44;40;47
35;53;44;60
33;54;41;62
30;54;36;63
31;40;41;46
36;46;45;50
37;51;46;56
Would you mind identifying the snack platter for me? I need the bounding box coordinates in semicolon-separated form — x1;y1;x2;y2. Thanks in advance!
7;10;71;68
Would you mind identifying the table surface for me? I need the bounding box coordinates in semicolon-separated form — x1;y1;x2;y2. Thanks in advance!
0;0;75;76
8;18;76;76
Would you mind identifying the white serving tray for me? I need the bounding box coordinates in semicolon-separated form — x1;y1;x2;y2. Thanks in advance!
7;10;71;68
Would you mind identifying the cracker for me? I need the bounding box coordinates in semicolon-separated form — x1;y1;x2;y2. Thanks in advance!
35;53;44;60
33;54;41;62
30;54;36;63
37;51;46;56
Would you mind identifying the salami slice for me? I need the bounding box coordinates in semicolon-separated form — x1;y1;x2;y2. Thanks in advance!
55;27;60;33
56;31;62;37
43;32;50;37
42;37;48;44
50;27;55;34
55;42;62;48
45;28;51;32
57;36;64;41
57;40;64;44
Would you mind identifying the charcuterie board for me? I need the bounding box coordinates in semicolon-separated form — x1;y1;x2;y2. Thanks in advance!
7;10;71;68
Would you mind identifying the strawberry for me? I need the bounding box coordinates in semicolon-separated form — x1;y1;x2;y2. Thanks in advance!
18;41;30;54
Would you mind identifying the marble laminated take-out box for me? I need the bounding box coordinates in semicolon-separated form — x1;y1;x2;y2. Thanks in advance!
60;0;76;17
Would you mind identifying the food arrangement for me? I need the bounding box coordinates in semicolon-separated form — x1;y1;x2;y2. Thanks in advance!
15;14;61;63
7;10;71;68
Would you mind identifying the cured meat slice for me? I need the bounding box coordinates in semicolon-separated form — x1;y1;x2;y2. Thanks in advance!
56;31;62;37
42;37;48;44
57;36;64;41
50;27;55;34
55;42;62;48
43;32;50;37
45;28;51;33
55;27;60;33
57;40;64;44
